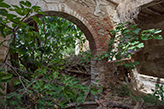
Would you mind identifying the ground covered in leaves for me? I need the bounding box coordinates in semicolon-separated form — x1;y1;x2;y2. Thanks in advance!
60;55;164;109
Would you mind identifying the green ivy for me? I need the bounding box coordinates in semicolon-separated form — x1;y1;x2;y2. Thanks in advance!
95;22;162;69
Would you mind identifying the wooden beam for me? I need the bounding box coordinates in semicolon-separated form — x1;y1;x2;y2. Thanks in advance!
141;0;164;9
158;3;164;11
146;7;161;15
139;12;150;17
106;0;120;6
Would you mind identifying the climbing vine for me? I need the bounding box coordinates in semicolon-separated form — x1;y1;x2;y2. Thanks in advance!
95;22;162;69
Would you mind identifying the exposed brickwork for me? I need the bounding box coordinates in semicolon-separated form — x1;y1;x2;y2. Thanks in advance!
1;0;117;86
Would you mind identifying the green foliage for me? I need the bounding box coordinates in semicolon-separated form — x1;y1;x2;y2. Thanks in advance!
140;84;164;106
110;82;130;97
116;84;130;97
152;84;164;101
25;72;89;108
96;22;163;106
0;69;13;95
95;22;162;69
0;0;96;108
78;50;93;63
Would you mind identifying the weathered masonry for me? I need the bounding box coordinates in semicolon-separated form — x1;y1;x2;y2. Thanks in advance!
1;0;164;93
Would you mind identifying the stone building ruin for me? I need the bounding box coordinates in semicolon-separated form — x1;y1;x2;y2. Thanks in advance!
1;0;164;95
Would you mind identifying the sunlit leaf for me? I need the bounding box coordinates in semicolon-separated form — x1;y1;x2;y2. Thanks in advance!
1;73;13;80
136;43;144;48
153;35;163;40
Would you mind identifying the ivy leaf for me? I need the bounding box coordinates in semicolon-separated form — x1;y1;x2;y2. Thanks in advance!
149;29;157;33
9;8;15;11
116;54;122;60
32;6;41;12
0;84;4;91
0;17;2;23
131;41;139;45
141;36;149;40
132;61;139;65
20;1;31;7
94;57;98;60
154;29;162;34
0;9;8;16
0;78;12;83
125;63;130;67
6;14;17;20
156;84;160;88
151;89;155;92
14;80;21;86
12;5;20;9
132;28;141;34
0;40;6;46
0;26;6;38
1;73;13;80
136;43;144;48
105;53;109;57
0;2;11;8
15;8;26;16
0;92;3;96
153;35;163;40
32;16;41;24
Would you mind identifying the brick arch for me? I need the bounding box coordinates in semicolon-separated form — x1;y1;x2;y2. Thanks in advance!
43;11;97;55
30;0;114;54
2;0;114;86
27;1;100;55
25;2;112;85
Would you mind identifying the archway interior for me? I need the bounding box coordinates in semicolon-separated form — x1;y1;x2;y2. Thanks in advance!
38;16;90;57
13;15;92;72
44;11;97;55
8;14;93;101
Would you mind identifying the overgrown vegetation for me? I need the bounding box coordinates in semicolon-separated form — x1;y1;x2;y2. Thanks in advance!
141;84;164;106
102;22;164;106
0;0;96;108
96;22;163;69
0;0;164;108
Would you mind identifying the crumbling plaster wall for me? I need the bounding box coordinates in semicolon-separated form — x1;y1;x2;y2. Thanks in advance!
129;17;164;93
134;15;164;78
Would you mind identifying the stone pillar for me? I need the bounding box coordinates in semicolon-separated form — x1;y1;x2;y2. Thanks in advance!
91;58;115;86
91;59;99;85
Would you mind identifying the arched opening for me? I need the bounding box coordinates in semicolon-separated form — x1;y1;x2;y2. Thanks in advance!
0;1;102;107
26;11;97;55
26;11;100;85
6;11;98;108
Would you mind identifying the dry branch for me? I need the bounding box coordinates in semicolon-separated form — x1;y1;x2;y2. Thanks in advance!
64;101;97;109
